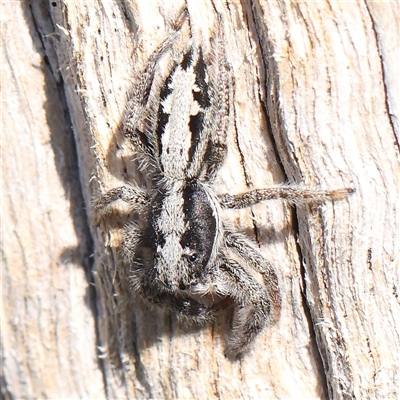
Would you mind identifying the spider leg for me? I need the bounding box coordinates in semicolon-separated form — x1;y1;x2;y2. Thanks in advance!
93;184;149;224
224;231;281;322
219;185;355;209
119;221;147;262
132;270;215;324
214;257;275;357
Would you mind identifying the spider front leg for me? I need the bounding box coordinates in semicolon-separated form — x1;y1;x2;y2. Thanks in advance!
224;231;281;322
132;270;215;324
214;257;275;358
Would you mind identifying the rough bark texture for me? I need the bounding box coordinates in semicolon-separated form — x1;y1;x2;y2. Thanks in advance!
2;1;399;399
1;2;103;399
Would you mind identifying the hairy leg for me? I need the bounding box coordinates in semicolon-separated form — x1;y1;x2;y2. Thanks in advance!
93;184;149;224
224;231;281;324
132;270;215;324
219;185;355;209
214;257;275;357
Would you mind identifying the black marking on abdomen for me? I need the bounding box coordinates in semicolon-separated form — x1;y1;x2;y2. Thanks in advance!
193;48;210;109
181;48;194;70
156;74;174;164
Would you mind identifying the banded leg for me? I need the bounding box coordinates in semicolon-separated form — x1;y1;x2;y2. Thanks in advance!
93;184;149;224
215;257;274;357
224;231;281;324
119;221;147;262
219;185;355;209
132;271;215;324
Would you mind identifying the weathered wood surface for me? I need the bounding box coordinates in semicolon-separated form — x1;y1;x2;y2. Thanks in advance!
1;2;103;399
2;1;399;399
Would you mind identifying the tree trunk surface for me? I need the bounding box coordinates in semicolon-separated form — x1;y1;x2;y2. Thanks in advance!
2;1;399;399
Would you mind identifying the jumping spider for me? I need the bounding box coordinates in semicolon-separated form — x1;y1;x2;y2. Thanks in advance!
94;13;353;357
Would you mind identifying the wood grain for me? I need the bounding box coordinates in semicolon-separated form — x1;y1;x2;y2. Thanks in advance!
1;2;102;399
2;1;399;399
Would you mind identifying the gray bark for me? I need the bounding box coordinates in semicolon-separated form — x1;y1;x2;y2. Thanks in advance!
2;1;399;399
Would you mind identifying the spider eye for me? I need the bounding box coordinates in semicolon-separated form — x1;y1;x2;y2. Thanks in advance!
184;251;198;263
188;253;198;262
